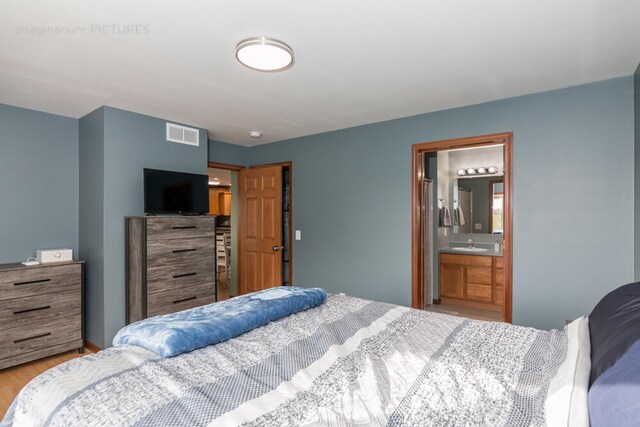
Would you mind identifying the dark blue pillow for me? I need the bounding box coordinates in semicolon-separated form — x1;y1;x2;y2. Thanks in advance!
588;281;640;386
588;340;640;427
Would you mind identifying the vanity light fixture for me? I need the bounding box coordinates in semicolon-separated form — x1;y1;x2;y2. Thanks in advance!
457;166;501;177
236;37;294;72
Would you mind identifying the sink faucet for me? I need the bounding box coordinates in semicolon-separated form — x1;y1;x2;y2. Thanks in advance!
467;239;474;248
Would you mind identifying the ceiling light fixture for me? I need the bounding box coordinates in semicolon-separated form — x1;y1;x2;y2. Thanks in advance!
250;131;262;138
209;178;220;186
236;37;294;72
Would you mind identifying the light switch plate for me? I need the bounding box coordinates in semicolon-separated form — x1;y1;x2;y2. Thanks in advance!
295;230;301;240
474;223;482;230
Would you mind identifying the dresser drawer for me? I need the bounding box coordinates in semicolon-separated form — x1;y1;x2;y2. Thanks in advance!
147;260;215;294
0;316;81;361
0;264;81;301
146;217;215;241
147;237;215;269
147;282;215;317
0;290;81;331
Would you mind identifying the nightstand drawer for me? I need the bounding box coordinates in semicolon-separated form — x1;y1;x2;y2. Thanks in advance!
0;316;81;361
0;264;81;301
147;260;214;294
147;282;215;317
147;237;215;269
146;217;215;241
0;290;81;331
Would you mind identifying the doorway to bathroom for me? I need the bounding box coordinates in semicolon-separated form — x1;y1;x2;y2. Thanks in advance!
411;133;513;322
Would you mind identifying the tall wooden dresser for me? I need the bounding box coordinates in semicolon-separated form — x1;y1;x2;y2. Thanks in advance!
0;260;84;370
126;216;216;323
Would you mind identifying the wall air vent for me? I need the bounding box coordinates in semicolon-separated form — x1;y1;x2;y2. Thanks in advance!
166;123;199;146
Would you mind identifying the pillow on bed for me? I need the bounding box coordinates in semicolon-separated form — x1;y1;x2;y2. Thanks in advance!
588;281;640;386
588;340;640;427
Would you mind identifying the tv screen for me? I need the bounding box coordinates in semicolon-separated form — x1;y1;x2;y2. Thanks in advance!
144;168;209;214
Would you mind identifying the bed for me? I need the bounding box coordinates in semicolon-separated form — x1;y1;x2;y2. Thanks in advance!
2;283;639;427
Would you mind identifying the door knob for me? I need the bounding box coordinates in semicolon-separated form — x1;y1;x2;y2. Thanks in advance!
272;245;281;251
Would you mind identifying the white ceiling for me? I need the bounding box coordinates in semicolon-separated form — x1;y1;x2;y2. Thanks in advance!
2;0;639;146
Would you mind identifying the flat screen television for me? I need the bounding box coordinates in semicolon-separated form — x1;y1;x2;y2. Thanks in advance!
144;168;209;215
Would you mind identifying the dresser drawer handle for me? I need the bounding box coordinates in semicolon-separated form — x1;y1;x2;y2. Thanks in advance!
14;278;51;286
172;296;197;304
173;272;197;278
172;226;196;230
13;305;51;315
14;332;51;344
173;248;197;253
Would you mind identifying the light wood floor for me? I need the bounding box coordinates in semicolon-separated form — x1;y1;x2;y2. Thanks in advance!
0;349;93;419
427;302;503;322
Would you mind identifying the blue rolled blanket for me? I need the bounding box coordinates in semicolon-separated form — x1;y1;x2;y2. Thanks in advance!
113;286;327;357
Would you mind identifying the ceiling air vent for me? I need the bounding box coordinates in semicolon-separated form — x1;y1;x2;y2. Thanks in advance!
166;123;199;146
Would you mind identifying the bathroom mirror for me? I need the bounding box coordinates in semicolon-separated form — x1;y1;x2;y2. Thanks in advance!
452;176;503;235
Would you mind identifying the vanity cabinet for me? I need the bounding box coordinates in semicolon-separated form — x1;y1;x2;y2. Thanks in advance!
439;253;503;309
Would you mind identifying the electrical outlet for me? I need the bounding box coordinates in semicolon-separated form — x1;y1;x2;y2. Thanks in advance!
295;230;301;241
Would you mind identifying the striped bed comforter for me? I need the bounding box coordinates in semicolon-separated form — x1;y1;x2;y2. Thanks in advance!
2;294;590;426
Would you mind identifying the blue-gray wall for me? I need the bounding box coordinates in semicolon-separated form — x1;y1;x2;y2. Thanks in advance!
0;104;79;263
2;72;637;345
80;107;208;347
208;139;248;166
242;77;635;330
79;107;106;346
635;65;640;281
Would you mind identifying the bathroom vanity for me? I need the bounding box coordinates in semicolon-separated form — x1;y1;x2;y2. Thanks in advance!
439;252;503;311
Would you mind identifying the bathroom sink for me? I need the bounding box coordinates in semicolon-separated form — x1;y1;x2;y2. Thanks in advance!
450;247;488;252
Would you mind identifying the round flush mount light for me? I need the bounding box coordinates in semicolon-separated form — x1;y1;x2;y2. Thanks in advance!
250;131;262;138
236;37;294;72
